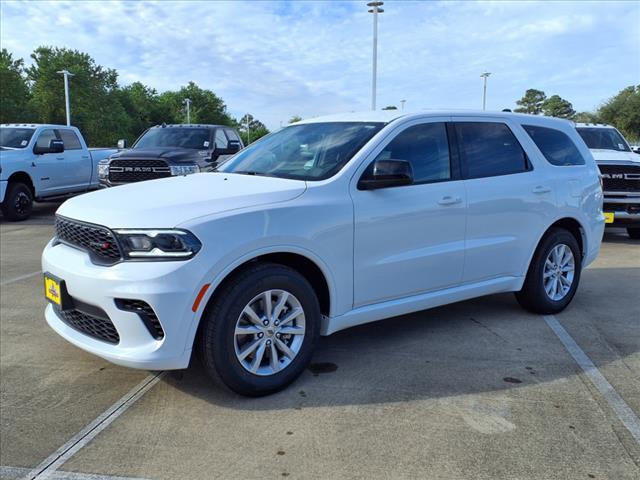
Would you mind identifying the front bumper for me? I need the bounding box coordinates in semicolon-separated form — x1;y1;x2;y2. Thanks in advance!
603;193;640;227
42;239;207;370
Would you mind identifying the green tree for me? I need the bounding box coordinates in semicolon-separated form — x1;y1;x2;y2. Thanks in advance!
541;95;575;119
382;105;397;110
158;81;233;126
0;49;32;122
238;113;269;144
26;46;129;146
288;115;302;124
118;82;171;142
597;85;640;142
514;89;547;114
573;111;600;124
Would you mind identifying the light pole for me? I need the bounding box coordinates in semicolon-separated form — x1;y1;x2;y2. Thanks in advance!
480;72;491;111
57;70;74;126
400;99;406;111
367;1;384;111
183;98;192;124
245;114;251;144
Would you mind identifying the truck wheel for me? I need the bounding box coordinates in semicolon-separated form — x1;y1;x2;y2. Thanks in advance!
627;228;640;240
1;182;33;221
515;228;582;314
198;263;320;396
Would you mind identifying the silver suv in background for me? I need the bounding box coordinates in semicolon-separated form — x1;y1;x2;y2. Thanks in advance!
576;123;640;239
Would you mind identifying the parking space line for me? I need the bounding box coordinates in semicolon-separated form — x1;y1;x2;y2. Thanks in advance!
1;271;42;286
22;372;165;480
544;315;640;444
1;466;149;480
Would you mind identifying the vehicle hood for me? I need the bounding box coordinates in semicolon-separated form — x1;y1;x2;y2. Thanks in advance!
110;147;205;163
590;149;640;164
57;173;307;228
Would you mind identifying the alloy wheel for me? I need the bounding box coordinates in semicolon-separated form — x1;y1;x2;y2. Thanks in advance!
543;244;575;301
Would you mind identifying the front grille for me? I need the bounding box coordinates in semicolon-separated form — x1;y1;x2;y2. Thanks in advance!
55;216;122;265
108;159;171;183
58;308;120;344
116;299;165;340
598;164;640;193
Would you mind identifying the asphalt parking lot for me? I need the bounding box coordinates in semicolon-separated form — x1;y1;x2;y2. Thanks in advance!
1;204;638;480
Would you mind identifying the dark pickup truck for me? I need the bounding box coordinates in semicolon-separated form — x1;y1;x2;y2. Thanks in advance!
98;124;244;187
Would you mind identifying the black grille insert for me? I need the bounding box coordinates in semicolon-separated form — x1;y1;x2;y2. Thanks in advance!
57;307;120;344
55;216;122;265
598;164;640;193
116;299;165;340
109;159;171;184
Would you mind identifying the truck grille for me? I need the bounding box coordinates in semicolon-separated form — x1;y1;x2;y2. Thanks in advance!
598;164;640;193
108;159;171;184
55;216;122;265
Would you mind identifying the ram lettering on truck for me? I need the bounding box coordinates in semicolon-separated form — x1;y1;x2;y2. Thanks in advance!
0;124;117;221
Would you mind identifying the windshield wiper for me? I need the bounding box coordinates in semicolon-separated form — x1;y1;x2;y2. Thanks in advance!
231;171;274;177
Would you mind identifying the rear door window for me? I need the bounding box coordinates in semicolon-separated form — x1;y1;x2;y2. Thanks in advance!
215;129;228;149
523;125;585;166
455;122;529;179
57;129;82;150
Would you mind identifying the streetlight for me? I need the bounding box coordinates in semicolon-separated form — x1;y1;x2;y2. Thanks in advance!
57;70;74;126
480;71;491;111
183;98;192;124
400;99;406;111
367;1;384;111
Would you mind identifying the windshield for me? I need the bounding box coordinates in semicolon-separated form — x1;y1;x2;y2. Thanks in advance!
0;128;35;149
576;127;631;152
219;122;385;181
134;128;211;150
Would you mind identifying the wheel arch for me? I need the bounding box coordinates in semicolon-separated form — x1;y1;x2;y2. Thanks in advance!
190;248;334;352
7;171;35;197
526;216;586;274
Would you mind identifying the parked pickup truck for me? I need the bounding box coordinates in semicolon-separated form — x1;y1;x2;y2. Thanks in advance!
0;124;117;221
575;123;640;239
98;124;244;187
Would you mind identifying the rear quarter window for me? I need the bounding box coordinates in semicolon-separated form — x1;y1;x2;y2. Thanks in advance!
523;125;585;166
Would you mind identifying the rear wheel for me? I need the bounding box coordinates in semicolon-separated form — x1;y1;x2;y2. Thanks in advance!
198;263;320;396
515;228;582;314
627;227;640;240
1;182;33;221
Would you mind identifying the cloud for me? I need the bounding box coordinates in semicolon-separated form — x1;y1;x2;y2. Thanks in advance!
1;0;639;129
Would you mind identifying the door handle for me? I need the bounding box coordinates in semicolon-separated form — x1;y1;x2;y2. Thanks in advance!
56;157;65;160
532;185;551;194
437;196;462;206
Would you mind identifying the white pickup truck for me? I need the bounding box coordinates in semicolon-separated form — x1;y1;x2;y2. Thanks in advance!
0;124;117;221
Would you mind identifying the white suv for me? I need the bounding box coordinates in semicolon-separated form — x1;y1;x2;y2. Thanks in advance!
42;111;604;396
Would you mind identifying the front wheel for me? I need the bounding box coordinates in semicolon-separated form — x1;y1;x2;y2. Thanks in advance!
198;263;320;396
1;182;33;221
627;227;640;240
515;228;582;314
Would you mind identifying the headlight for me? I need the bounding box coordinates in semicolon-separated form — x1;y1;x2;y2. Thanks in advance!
98;162;110;179
113;229;202;260
170;164;200;176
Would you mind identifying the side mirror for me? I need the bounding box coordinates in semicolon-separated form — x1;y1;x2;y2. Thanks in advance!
227;140;241;154
34;139;65;155
358;159;414;190
117;139;128;149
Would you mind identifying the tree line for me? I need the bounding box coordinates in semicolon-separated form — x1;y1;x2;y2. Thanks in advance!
0;46;270;146
514;87;640;142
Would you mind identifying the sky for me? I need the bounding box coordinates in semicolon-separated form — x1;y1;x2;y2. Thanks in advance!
1;0;639;130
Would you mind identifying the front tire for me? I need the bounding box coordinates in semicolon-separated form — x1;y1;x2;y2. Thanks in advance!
198;263;320;396
515;228;582;314
627;227;640;240
1;182;33;221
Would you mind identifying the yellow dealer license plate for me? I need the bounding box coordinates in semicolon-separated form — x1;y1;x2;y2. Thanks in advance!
604;212;614;224
44;275;62;306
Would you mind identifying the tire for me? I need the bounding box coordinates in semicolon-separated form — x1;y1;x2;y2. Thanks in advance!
515;228;582;314
198;262;321;396
1;182;33;221
627;227;640;240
